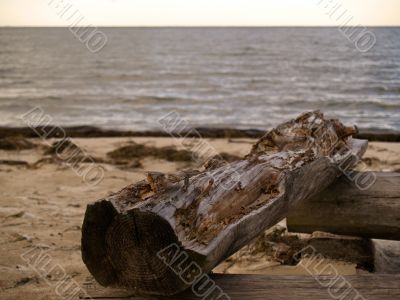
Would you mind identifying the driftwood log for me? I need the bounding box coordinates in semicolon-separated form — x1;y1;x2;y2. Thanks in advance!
82;111;367;296
287;172;400;240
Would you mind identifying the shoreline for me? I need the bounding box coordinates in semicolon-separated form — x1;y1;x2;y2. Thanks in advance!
1;125;400;142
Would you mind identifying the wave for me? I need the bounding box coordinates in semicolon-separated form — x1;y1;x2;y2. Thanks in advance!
341;85;400;94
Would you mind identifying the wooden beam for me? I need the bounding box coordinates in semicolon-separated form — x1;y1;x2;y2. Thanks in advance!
373;239;400;273
80;274;400;300
287;172;400;240
81;111;367;296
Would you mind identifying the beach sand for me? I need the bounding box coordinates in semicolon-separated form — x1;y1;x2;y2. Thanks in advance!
1;137;399;299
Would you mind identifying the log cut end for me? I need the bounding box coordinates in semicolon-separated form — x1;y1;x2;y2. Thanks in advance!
82;200;202;295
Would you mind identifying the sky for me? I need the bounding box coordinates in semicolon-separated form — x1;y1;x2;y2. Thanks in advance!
0;0;399;26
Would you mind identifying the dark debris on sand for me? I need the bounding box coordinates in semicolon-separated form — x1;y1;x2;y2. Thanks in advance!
0;137;36;151
107;142;193;163
107;142;242;167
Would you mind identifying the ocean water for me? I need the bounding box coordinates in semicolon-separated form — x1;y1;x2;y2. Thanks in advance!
0;27;399;131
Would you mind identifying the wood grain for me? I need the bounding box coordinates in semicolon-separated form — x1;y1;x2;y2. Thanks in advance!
287;172;400;240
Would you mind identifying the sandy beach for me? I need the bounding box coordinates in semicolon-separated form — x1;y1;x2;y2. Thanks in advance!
0;136;399;299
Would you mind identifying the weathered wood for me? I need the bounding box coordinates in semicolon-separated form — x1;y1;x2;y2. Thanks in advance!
80;274;400;300
373;239;400;273
287;172;400;240
81;111;367;296
307;231;373;270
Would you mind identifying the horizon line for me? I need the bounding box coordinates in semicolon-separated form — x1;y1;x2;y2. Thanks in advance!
1;25;400;28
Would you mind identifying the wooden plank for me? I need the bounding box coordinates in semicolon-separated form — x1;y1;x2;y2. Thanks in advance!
81;112;367;295
287;172;400;240
80;274;400;300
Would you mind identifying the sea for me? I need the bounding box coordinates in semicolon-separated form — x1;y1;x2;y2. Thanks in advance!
0;27;399;131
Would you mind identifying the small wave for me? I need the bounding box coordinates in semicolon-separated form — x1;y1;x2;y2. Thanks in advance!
44;96;63;101
135;96;183;103
323;99;400;109
341;85;400;94
0;68;14;75
18;80;33;85
226;46;265;57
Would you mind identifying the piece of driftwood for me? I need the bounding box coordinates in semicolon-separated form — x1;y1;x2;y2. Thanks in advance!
81;111;367;296
287;172;400;240
79;274;400;300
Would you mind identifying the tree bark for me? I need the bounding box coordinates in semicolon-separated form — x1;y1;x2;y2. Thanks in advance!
81;111;367;296
287;172;400;240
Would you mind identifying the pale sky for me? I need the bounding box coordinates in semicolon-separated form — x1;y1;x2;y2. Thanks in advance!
0;0;399;26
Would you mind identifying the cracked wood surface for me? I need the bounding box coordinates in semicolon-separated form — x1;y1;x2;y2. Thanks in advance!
81;111;368;296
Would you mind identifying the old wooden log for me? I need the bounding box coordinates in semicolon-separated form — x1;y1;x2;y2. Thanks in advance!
81;111;367;296
287;172;400;240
